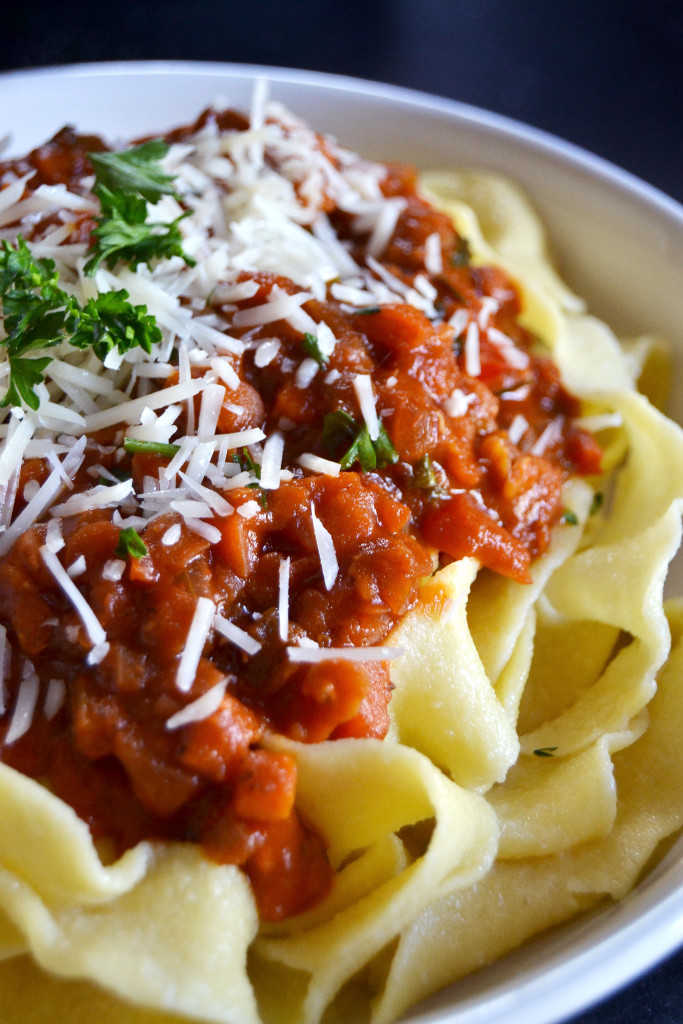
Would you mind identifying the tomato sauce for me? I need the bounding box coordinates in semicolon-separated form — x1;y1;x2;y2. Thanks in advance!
0;116;602;920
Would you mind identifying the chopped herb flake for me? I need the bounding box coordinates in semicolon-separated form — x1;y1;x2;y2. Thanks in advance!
232;447;261;479
115;527;148;560
533;747;558;757
591;492;604;515
561;509;579;526
450;236;471;268
88;140;178;203
323;410;398;472
301;332;329;366
411;454;448;497
123;438;180;458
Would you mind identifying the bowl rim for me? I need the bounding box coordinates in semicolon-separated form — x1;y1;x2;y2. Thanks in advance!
1;58;682;222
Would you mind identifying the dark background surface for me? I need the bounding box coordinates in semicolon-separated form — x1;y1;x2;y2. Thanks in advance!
1;2;682;1022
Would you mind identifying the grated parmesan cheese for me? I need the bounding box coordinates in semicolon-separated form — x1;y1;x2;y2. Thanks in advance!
353;374;380;440
4;662;40;745
278;556;290;642
213;613;262;655
166;678;228;730
175;596;216;693
43;678;66;720
39;544;107;649
508;414;530;445
259;431;285;490
287;645;404;663
310;504;339;591
465;321;481;378
297;453;341;477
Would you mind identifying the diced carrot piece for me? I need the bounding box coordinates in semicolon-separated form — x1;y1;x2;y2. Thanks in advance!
232;749;297;822
217;512;261;578
244;810;332;921
177;693;263;783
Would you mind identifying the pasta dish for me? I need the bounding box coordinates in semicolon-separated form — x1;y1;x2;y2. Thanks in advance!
0;86;682;1024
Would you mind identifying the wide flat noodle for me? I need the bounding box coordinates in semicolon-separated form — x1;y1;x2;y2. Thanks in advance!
371;603;683;1024
0;767;260;1024
387;558;519;789
254;737;497;1024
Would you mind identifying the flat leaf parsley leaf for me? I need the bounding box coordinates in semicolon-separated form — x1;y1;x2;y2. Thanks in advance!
0;236;163;409
88;140;178;203
85;141;195;275
70;291;161;362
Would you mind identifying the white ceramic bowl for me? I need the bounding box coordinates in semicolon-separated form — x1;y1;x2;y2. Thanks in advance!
1;61;683;1024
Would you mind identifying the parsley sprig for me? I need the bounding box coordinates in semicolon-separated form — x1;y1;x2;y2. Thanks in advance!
85;140;195;275
0;236;162;409
322;410;398;471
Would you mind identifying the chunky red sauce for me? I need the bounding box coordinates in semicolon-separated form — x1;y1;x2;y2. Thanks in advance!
0;112;601;920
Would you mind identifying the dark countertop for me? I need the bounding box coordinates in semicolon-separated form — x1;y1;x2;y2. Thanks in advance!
1;2;682;1022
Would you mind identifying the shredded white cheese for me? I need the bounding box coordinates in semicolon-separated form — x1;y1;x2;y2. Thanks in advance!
39;544;107;650
175;596;216;693
310;504;339;591
259;431;285;490
4;662;40;745
166;678;228;730
353;374;380;441
214;613;262;655
278;556;290;642
287;645;404;663
297;453;341;477
465;321;481;378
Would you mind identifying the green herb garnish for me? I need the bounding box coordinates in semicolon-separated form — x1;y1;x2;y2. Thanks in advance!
590;491;604;515
123;438;181;458
232;447;261;479
356;306;381;315
322;410;398;472
301;332;329;367
88;140;178;202
450;237;471;268
561;509;579;526
70;291;161;361
115;526;148;560
0;237;163;409
411;454;448;498
231;447;267;506
533;747;558;757
85;140;195;275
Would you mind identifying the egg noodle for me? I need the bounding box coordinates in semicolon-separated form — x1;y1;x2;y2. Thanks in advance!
1;93;683;1024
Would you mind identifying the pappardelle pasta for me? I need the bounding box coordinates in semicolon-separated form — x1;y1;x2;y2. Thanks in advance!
0;92;683;1024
